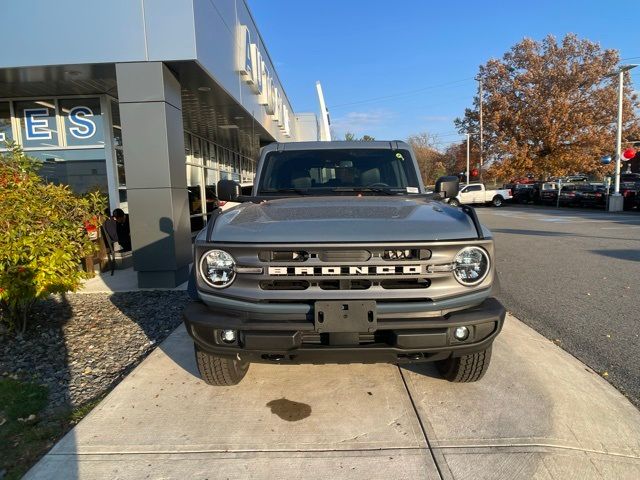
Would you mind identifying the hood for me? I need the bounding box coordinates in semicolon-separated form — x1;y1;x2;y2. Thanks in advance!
210;196;479;243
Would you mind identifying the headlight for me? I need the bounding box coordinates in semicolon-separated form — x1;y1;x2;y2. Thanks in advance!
453;246;490;286
200;250;236;288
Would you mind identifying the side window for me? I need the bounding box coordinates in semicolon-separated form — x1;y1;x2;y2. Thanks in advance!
467;185;482;192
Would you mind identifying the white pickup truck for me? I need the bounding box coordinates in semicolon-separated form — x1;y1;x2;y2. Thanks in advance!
448;183;512;207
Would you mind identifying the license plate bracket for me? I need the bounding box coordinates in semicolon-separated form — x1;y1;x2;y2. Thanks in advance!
314;301;377;333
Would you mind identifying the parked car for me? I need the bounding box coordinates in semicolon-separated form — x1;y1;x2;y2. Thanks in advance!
512;183;538;204
577;184;607;209
563;175;589;183
604;174;639;210
619;182;638;211
558;184;581;206
449;183;513;207
539;182;560;205
621;173;640;183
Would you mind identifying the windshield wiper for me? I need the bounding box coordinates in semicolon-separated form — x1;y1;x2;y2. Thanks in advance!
330;187;402;195
261;188;310;195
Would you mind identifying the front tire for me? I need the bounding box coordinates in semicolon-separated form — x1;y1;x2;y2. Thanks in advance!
492;195;504;207
195;344;250;386
436;346;492;382
448;198;460;207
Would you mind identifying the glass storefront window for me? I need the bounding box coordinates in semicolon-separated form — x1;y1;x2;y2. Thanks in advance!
206;141;215;168
205;168;219;215
181;130;257;229
187;163;204;232
59;98;104;146
15;100;59;148
0;102;13;144
27;149;108;195
116;149;126;186
232;152;240;181
184;132;192;161
201;141;209;167
192;136;202;165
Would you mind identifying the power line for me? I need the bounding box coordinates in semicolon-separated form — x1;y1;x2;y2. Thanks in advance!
329;78;474;110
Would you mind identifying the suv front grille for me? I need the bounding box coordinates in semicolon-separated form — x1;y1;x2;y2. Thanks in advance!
256;245;435;291
203;241;493;300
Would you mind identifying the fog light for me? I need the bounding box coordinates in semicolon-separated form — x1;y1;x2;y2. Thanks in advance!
454;326;469;341
221;329;237;343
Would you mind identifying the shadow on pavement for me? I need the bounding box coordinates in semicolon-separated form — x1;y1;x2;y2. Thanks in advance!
154;324;200;378
590;249;640;262
400;362;442;379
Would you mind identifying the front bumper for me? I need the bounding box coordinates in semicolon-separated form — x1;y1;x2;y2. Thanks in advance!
183;295;506;365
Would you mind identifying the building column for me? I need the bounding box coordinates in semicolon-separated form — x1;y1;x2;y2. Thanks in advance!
116;62;190;288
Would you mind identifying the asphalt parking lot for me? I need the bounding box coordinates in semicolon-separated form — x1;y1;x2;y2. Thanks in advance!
477;205;640;407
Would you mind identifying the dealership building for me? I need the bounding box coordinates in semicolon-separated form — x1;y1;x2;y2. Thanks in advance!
0;0;319;287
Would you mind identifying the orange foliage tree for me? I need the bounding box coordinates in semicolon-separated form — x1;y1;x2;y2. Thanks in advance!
455;34;640;180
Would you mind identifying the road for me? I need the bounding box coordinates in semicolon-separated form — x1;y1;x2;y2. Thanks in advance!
477;205;640;408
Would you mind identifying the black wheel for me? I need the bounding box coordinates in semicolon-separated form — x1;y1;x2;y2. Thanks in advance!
195;344;250;386
448;198;460;207
436;346;492;382
492;195;504;207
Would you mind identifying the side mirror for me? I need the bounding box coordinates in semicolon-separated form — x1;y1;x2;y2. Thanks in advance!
435;176;460;198
217;179;241;202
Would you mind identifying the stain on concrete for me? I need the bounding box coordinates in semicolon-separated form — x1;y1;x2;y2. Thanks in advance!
266;398;312;421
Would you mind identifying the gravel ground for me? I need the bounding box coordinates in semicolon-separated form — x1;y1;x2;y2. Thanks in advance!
1;291;190;411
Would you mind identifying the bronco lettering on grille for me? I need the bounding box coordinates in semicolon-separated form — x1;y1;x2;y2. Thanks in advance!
267;265;423;276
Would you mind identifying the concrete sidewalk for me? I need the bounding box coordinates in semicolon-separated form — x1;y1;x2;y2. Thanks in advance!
26;315;640;479
79;266;188;293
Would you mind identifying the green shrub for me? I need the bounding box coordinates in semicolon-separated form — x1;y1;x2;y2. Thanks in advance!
0;144;106;333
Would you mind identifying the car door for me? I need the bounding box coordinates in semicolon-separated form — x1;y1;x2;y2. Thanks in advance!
458;186;473;203
466;185;483;203
473;185;485;203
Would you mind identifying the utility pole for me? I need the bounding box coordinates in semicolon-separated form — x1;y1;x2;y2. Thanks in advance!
608;64;637;212
466;133;470;185
614;69;624;194
478;77;484;182
316;81;331;141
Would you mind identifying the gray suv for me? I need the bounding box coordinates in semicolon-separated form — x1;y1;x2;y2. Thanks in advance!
183;141;505;385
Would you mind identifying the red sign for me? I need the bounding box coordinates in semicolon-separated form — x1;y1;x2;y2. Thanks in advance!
622;148;636;160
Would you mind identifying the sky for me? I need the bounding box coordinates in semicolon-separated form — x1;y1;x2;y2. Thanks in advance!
249;0;640;149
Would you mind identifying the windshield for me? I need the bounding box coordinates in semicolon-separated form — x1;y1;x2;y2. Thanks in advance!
257;149;420;195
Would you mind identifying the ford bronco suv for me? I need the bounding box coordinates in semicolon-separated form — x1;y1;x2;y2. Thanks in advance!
183;141;505;385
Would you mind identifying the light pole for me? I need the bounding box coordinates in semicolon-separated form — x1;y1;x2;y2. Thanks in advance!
608;64;637;212
466;133;470;185
477;76;483;181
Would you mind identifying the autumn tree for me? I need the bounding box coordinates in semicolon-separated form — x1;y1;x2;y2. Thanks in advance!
344;132;375;141
407;132;447;185
455;34;640;179
443;141;480;179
